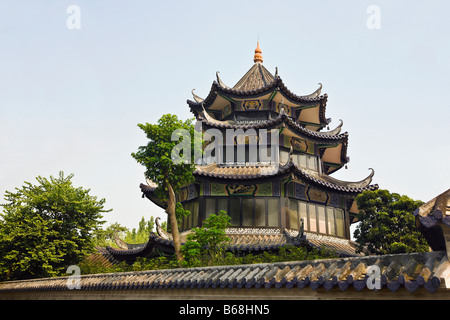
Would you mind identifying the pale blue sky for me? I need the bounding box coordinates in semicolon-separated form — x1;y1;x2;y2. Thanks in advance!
0;1;449;232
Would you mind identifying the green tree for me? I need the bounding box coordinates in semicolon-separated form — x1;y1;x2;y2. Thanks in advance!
0;172;110;280
124;216;156;244
182;211;231;266
93;222;127;247
353;189;429;255
131;114;196;262
175;202;191;226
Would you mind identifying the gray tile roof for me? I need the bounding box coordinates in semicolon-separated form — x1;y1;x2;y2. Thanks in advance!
187;77;327;109
196;109;341;141
103;227;360;264
232;63;275;92
1;251;448;296
192;162;378;193
414;188;450;228
414;189;450;255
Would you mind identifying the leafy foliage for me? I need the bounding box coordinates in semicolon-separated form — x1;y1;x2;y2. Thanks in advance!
131;114;196;203
182;210;231;266
124;216;155;244
92;222;128;248
175;202;191;226
0;172;110;280
131;114;197;261
353;189;429;255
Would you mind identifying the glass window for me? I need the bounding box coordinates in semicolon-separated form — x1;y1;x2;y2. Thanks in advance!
242;199;253;226
317;205;326;234
182;203;187;221
299;154;307;168
181;202;188;230
295;154;301;166
335;209;345;237
255;199;266;226
259;145;269;163
299;202;308;230
217;198;227;214
326;207;335;236
280;149;289;163
192;201;199;227
289;199;299;229
205;198;216;219
229;198;240;226
183;214;188;231
307;155;317;171
308;203;317;232
186;202;192;229
268;199;279;227
247;145;258;163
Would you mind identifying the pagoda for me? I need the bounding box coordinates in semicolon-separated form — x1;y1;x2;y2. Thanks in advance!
105;43;379;263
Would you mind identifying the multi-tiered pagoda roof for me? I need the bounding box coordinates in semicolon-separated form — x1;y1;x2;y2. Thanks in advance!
186;42;376;187
107;43;379;262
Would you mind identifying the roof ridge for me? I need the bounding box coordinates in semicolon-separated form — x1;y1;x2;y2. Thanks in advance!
232;63;275;92
197;111;347;141
1;251;447;295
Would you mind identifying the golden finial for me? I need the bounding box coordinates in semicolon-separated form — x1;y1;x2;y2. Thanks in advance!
253;41;263;63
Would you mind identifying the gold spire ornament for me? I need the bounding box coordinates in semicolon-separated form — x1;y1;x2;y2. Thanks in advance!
253;41;263;63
